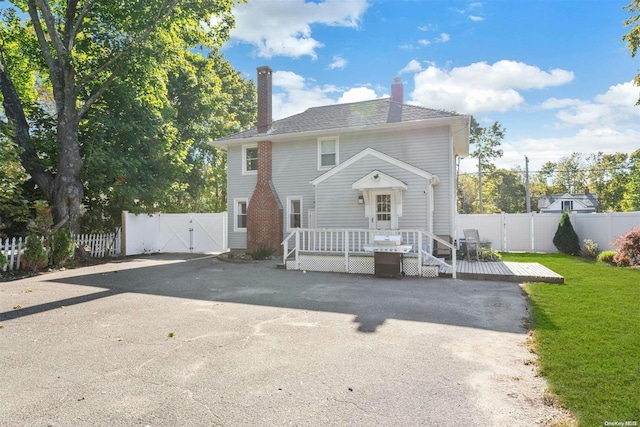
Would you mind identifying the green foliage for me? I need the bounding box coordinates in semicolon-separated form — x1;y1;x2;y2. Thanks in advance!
50;228;75;267
623;0;640;104
249;245;275;260
622;149;640;211
597;250;617;264
581;239;599;259
0;251;7;269
612;226;640;267
23;232;47;272
552;212;581;255
480;249;501;261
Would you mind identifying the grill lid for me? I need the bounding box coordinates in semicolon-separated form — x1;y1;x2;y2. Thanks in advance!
373;234;402;246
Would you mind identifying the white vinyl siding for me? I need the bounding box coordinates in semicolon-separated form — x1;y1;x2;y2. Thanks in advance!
287;197;302;231
234;198;248;232
242;144;258;175
318;137;339;170
227;124;454;249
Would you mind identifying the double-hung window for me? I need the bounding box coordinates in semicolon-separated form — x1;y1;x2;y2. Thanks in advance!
318;137;339;170
242;144;258;175
287;197;302;230
234;198;248;231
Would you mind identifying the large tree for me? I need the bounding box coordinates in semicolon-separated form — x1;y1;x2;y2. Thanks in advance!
0;0;238;232
469;117;505;213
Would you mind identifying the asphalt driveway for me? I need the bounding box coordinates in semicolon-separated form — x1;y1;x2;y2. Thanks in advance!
0;254;559;426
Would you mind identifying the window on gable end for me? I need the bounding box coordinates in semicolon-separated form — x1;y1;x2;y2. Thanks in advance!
561;200;573;211
318;137;339;170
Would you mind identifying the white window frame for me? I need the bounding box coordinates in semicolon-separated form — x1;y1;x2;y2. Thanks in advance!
234;198;249;232
317;136;339;170
286;196;303;231
242;144;258;175
561;200;574;211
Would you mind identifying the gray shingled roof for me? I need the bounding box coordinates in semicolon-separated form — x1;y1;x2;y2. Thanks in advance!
216;98;463;142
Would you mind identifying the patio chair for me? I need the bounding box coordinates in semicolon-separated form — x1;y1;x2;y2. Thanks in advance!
463;229;481;261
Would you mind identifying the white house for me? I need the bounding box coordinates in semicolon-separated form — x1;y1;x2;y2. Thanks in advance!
210;67;470;272
538;188;598;213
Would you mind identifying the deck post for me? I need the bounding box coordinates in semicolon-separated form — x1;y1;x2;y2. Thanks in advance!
417;231;422;277
344;231;349;273
295;231;300;270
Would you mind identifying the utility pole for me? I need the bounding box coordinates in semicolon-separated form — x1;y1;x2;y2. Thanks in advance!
478;155;483;213
525;155;531;213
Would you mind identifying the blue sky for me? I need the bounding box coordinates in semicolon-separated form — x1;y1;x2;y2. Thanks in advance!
219;0;639;173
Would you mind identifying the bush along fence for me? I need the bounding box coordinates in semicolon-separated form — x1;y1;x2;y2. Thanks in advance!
1;228;121;272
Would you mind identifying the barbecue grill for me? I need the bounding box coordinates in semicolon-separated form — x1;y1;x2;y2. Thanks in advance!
363;234;412;279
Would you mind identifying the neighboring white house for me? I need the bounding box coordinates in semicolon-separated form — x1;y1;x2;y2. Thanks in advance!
538;188;598;213
210;67;470;255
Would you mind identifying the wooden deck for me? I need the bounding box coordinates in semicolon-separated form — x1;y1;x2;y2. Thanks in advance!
430;259;564;284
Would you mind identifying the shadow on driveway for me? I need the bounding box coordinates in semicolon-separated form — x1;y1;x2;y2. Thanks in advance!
1;254;532;334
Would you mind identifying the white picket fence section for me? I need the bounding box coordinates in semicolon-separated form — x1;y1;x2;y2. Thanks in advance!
457;211;640;253
1;229;121;272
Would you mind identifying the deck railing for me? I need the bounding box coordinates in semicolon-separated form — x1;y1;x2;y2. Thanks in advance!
281;228;456;278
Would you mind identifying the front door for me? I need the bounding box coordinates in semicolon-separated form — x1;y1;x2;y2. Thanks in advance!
374;192;392;229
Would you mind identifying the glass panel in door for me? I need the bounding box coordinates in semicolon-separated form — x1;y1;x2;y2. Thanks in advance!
375;193;391;229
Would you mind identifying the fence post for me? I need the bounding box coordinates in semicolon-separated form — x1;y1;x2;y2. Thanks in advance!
417;231;422;277
295;231;300;270
501;211;506;251
530;212;535;252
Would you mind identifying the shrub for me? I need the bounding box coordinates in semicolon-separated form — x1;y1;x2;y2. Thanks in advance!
0;251;7;270
481;249;502;261
553;211;581;256
597;250;617;265
612;226;640;267
23;233;48;272
582;239;599;259
249;244;274;260
51;228;75;267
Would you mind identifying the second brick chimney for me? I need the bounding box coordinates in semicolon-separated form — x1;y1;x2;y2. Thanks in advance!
391;77;403;103
246;66;283;254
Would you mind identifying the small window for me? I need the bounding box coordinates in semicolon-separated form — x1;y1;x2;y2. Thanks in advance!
287;197;302;230
561;200;573;211
234;198;248;231
318;137;339;169
242;145;258;175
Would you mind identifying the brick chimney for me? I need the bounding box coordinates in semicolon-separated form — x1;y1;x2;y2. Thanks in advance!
584;187;590;194
545;189;551;196
257;66;272;134
391;77;403;103
247;66;283;254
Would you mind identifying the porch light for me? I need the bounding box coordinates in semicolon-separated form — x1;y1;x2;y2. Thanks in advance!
358;195;365;204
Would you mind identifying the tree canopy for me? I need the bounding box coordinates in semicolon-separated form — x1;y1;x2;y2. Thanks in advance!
0;0;254;234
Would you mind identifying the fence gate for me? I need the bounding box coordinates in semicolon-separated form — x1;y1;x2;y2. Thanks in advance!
123;212;227;255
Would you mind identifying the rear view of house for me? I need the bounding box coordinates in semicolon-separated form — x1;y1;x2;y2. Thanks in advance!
211;67;470;271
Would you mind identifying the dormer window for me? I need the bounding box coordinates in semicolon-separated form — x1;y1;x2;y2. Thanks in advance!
561;200;573;211
318;137;339;170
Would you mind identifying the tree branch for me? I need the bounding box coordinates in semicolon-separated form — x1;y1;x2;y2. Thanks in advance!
78;0;181;87
78;66;121;119
26;0;56;73
68;0;96;52
33;0;68;61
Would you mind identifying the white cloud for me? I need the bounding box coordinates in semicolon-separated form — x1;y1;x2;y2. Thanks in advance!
338;87;378;104
418;39;431;46
469;15;484;21
409;60;574;114
271;70;382;119
229;0;368;59
399;59;423;74
437;33;451;42
418;24;437;31
329;55;348;69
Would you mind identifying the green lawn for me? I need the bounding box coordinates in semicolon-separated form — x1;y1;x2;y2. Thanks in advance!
501;253;640;426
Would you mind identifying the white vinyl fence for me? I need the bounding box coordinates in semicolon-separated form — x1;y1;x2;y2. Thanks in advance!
1;229;122;272
457;211;640;253
122;211;227;256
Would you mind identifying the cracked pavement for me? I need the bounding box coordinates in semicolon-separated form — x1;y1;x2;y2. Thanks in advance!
0;254;558;426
